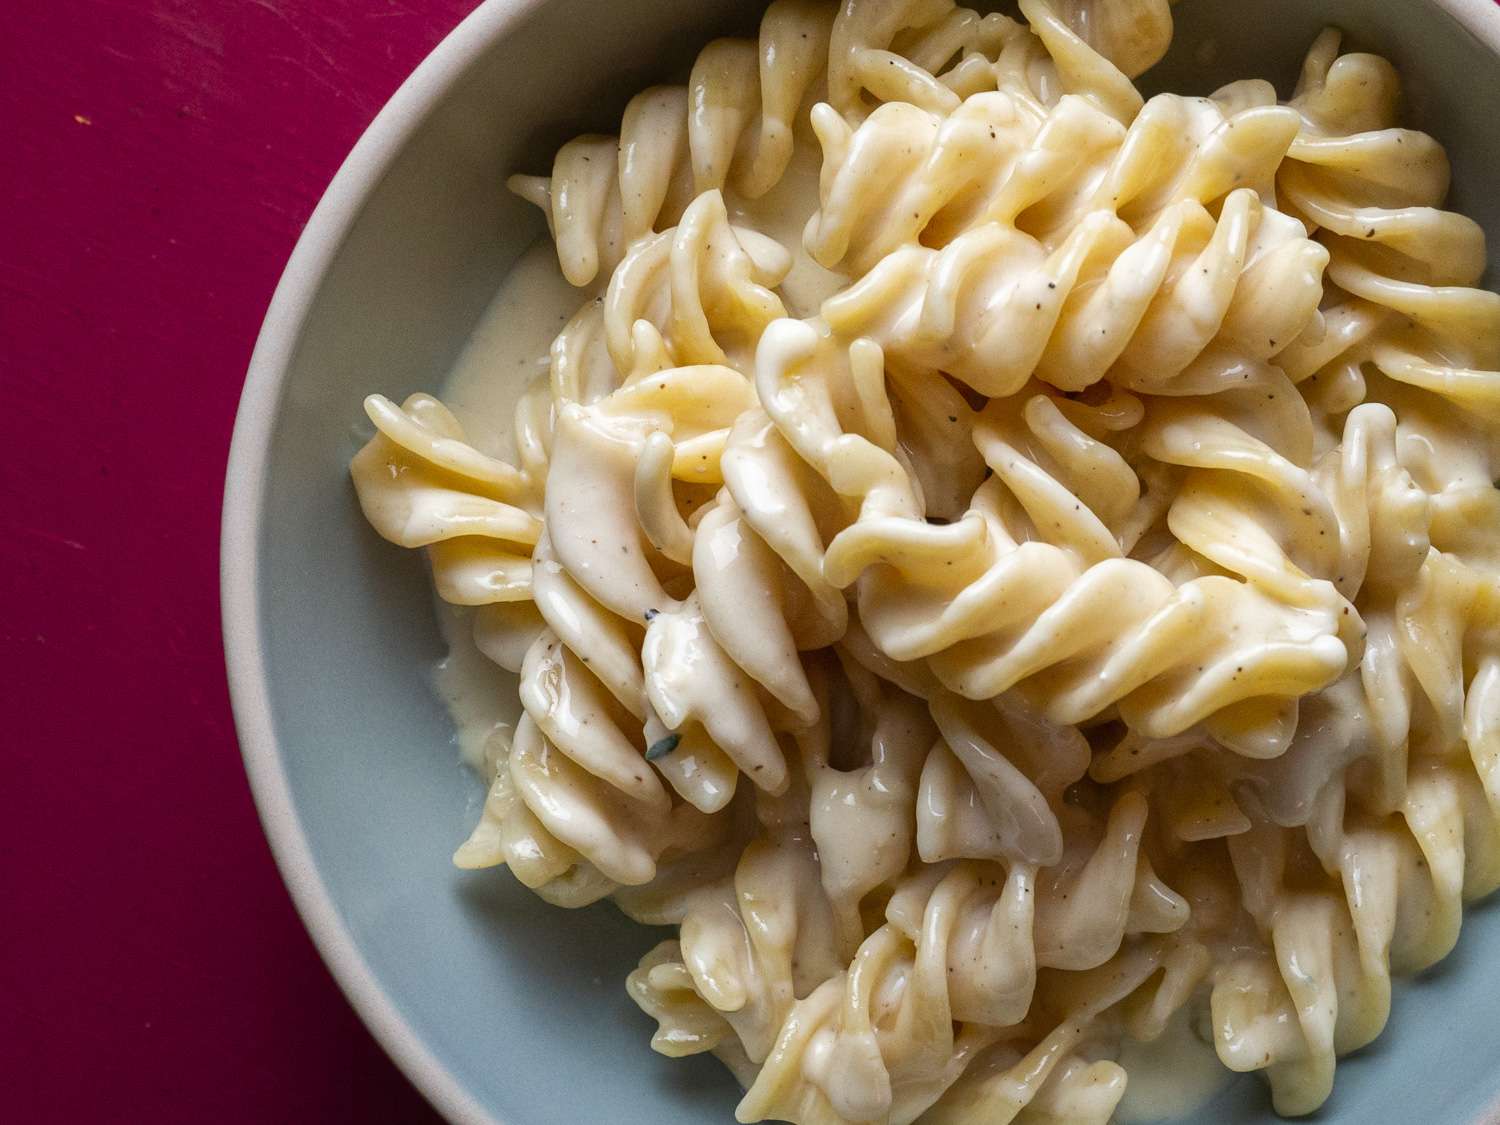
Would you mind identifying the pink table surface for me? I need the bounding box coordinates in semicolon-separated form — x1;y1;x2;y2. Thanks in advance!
3;2;478;1120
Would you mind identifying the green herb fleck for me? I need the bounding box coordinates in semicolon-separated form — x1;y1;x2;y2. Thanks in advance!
646;734;681;761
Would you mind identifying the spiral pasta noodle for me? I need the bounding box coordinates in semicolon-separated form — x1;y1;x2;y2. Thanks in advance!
351;391;542;619
507;0;834;286
806;73;1305;277
817;185;1329;396
350;3;1500;1121
512;0;1169;287
753;320;1349;756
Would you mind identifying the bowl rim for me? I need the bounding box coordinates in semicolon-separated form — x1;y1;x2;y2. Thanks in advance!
220;2;545;1122
221;2;1500;1124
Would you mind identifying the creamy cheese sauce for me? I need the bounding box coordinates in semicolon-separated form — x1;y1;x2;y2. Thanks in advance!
1114;1005;1236;1124
440;240;585;458
431;603;516;772
430;241;581;771
728;135;847;318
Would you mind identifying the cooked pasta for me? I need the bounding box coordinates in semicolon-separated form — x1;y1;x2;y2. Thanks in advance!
351;2;1500;1120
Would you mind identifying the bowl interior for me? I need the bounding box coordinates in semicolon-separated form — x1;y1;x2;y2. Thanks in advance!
239;1;1500;1122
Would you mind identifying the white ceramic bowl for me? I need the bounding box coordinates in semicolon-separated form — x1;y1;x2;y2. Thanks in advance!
222;2;1500;1121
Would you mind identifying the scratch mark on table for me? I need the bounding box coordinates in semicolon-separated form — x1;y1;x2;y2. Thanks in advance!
10;524;88;552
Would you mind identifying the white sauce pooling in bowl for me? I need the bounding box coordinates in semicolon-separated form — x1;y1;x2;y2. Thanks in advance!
432;602;516;773
1114;1006;1236;1123
440;240;583;459
430;241;577;772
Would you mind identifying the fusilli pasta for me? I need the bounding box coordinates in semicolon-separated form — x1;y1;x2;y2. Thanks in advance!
351;3;1500;1121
